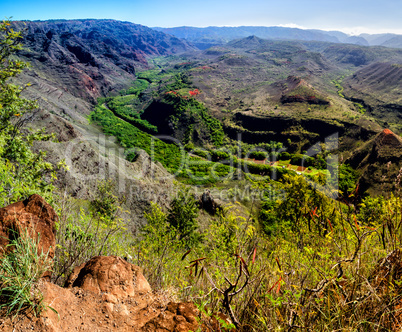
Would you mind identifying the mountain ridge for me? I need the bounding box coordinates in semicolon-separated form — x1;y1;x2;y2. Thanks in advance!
154;25;402;50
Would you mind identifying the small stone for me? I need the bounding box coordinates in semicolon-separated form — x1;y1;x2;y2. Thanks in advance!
119;304;130;316
103;302;114;314
102;293;118;304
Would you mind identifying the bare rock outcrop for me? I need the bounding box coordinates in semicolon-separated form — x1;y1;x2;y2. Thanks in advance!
199;189;222;215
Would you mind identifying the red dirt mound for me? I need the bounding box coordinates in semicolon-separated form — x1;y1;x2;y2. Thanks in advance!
375;128;402;148
0;194;57;278
69;255;152;298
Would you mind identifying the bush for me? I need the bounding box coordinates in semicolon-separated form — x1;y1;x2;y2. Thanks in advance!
135;202;182;289
90;179;122;220
52;192;129;286
338;163;358;195
167;189;201;248
278;151;291;160
248;151;267;160
211;149;230;161
125;177;402;330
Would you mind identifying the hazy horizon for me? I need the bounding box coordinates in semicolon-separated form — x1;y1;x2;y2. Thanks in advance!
1;0;402;36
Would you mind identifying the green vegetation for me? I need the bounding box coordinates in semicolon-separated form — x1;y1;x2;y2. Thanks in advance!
89;179;125;220
0;230;54;317
52;182;129;286
133;172;401;331
4;20;402;331
167;188;201;247
0;20;60;207
91;104;184;173
354;101;367;114
332;77;345;98
121;78;149;95
132;174;402;330
76;50;400;329
338;163;359;195
164;92;225;146
94;68;339;187
104;94;157;134
136;69;162;82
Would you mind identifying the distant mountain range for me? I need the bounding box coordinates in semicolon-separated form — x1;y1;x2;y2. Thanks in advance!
153;26;402;49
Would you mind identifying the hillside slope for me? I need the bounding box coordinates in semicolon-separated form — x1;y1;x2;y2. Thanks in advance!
10;20;402;200
15;19;194;104
343;62;402;128
347;128;402;195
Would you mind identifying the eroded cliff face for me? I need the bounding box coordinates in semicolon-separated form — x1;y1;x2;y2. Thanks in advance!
347;128;402;195
15;19;194;105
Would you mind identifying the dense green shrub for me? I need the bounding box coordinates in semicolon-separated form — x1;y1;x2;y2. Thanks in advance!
91;104;184;173
248;150;267;160
338;163;359;195
105;91;157;134
163;93;225;146
278;151;291;160
132;178;402;331
90;179;121;220
211;149;230;161
167;189;201;248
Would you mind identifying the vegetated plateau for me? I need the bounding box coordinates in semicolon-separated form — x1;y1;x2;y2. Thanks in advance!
1;18;402;331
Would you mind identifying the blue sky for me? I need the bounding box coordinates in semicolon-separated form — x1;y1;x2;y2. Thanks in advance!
1;0;401;35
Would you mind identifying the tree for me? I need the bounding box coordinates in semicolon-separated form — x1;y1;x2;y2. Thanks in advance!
0;19;57;205
0;20;36;143
338;163;358;196
90;179;121;220
167;188;201;247
0;19;61;317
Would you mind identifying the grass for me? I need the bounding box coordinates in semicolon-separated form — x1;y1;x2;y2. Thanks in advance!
0;229;54;318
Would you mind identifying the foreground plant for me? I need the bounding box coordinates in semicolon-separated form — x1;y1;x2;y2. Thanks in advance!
131;178;402;331
0;230;53;318
0;19;61;206
52;183;129;286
